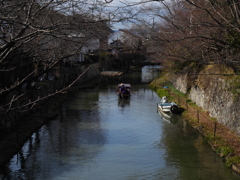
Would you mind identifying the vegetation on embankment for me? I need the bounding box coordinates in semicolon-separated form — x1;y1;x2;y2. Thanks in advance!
149;72;240;173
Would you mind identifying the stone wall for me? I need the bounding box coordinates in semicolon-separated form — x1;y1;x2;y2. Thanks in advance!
172;73;188;94
0;63;100;136
173;74;240;133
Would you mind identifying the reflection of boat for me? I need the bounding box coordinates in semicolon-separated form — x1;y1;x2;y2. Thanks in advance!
116;83;131;99
118;97;130;107
158;109;171;119
157;109;179;124
157;96;178;114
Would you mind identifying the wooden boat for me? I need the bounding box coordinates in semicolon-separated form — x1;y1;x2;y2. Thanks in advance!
157;96;178;114
117;83;131;99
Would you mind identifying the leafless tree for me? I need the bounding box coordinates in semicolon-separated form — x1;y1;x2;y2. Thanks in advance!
0;0;113;112
2;0;238;113
146;0;240;74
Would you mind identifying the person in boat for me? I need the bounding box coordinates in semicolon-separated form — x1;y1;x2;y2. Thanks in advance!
120;83;129;98
120;83;125;94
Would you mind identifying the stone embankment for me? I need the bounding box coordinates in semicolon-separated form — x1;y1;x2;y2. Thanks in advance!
0;63;100;166
172;72;240;134
168;67;240;174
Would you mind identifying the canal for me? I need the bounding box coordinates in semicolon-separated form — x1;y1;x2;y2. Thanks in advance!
0;66;239;180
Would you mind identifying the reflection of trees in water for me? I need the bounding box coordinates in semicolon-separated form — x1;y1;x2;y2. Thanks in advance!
4;103;107;179
160;117;235;180
141;65;160;83
0;131;41;179
160;118;202;179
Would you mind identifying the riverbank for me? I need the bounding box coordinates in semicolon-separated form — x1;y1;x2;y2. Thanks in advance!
0;76;101;167
149;79;240;174
0;94;67;167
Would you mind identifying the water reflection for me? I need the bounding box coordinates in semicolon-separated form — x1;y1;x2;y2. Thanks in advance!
0;66;239;180
141;65;161;83
118;98;130;107
157;110;179;124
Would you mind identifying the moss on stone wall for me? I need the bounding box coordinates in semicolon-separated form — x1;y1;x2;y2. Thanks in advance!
150;68;240;173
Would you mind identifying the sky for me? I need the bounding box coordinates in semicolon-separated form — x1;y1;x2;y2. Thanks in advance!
104;0;167;30
107;0;165;7
105;0;168;41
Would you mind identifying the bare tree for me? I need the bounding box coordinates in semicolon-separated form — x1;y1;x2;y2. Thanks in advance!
3;0;239;112
136;0;240;75
0;0;113;112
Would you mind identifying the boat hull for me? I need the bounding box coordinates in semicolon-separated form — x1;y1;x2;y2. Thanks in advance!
118;93;131;99
157;96;178;114
158;105;171;113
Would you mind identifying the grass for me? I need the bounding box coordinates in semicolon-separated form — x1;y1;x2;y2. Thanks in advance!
150;73;240;170
226;156;240;168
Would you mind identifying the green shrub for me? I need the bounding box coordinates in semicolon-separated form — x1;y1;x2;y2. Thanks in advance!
156;88;169;98
226;156;240;168
216;146;234;157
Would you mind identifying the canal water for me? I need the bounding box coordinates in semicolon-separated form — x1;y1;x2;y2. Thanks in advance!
0;66;239;180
